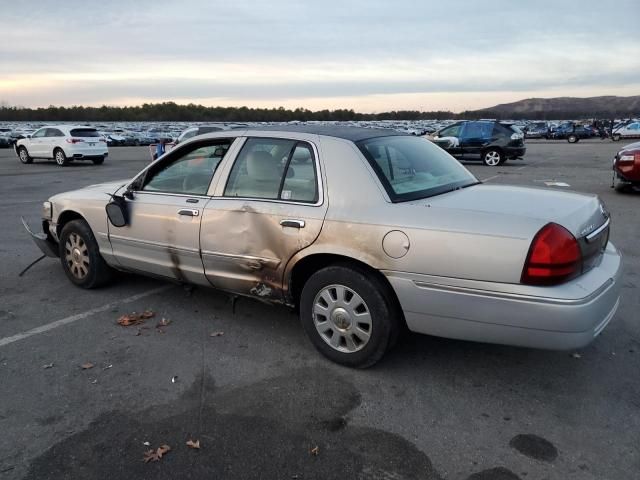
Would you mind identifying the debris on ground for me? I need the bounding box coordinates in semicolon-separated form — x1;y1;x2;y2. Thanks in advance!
171;376;178;383
143;441;150;446
571;353;582;359
143;444;171;463
210;331;224;337
186;439;201;449
42;363;54;369
156;318;171;328
310;446;320;456
117;310;155;327
81;362;94;370
103;364;113;370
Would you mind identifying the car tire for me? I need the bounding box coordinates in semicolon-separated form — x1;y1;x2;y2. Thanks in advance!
299;264;399;368
612;134;621;142
614;179;632;193
17;146;33;164
567;134;579;143
92;157;105;165
482;148;503;166
54;148;69;166
59;219;113;288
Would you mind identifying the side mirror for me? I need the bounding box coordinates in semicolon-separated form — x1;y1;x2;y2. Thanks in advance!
106;195;129;227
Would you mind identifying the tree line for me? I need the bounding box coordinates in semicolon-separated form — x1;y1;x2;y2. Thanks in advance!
0;102;455;122
0;102;633;122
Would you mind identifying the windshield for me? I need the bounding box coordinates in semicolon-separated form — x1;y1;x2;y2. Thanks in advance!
70;128;100;137
357;136;478;202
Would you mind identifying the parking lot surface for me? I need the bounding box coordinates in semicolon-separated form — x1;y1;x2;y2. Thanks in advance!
1;140;638;479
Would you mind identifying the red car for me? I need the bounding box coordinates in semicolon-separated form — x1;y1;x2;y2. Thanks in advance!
613;141;640;192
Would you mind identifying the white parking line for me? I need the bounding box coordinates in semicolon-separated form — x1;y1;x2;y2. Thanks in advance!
0;285;173;348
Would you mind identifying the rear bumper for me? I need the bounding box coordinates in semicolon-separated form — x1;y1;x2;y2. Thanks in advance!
384;242;622;350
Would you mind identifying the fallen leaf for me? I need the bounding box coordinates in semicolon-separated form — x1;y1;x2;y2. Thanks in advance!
186;439;200;449
157;318;171;327
117;310;155;327
42;363;54;369
310;446;320;456
143;444;171;463
81;362;94;370
210;331;224;337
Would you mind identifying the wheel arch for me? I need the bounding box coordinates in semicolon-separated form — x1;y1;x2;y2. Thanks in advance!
56;210;85;237
287;252;405;325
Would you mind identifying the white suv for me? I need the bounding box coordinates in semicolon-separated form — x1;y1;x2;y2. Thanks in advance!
15;125;108;166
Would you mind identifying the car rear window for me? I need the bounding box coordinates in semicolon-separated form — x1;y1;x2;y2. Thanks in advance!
357;136;478;202
70;128;100;137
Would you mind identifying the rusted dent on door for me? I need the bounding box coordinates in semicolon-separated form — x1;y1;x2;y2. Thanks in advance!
166;228;187;283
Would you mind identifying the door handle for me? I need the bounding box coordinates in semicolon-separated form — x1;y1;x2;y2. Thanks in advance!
178;209;199;217
280;219;305;229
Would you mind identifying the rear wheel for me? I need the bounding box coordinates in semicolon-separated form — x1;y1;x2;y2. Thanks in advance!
92;157;105;165
59;219;113;288
482;148;503;166
18;146;33;164
54;148;68;166
300;265;399;368
567;134;578;143
612;134;621;142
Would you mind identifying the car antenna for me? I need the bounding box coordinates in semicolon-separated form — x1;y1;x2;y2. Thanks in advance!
18;254;46;277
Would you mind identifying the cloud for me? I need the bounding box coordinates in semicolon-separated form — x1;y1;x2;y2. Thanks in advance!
1;0;639;111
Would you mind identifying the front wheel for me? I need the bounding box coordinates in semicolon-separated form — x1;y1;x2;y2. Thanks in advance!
54;148;69;166
18;146;33;164
92;157;105;165
482;148;503;166
59;219;113;288
299;265;399;368
612;134;621;142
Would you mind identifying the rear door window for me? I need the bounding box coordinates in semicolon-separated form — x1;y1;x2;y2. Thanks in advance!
224;138;318;203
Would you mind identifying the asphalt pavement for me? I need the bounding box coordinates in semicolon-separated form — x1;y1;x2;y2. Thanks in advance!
0;139;638;479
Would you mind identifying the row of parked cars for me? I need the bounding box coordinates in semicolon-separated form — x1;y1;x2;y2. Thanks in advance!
523;120;640;142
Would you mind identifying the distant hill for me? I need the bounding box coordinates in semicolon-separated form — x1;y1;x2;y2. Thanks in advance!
466;96;640;120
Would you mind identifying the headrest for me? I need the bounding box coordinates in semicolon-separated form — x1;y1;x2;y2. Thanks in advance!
292;148;312;163
246;150;280;180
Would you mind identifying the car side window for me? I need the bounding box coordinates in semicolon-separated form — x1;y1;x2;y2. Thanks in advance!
143;141;232;195
225;137;316;201
46;128;64;137
439;125;461;138
32;129;46;138
280;144;318;202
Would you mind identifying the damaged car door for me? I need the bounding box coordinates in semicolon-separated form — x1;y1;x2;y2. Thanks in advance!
200;136;328;300
108;139;234;283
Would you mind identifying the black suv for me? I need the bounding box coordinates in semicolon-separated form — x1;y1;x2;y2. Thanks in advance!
432;121;526;166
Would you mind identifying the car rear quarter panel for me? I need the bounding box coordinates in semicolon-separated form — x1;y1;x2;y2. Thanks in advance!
285;137;542;290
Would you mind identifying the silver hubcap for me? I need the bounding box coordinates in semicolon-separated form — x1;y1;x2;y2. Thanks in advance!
19;150;27;162
55;151;65;164
64;233;90;279
485;151;500;166
312;284;372;353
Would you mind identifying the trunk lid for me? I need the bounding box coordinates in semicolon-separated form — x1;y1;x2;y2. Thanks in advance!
426;184;608;240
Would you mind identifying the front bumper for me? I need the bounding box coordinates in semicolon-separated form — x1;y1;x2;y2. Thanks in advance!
21;217;58;258
505;146;526;158
385;242;622;350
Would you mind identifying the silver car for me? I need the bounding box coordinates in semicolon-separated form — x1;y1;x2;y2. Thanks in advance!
24;126;622;367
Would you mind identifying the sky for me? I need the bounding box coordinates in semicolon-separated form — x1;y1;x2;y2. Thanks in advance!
1;0;639;113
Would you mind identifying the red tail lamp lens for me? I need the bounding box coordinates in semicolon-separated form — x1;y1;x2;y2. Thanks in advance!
521;223;582;286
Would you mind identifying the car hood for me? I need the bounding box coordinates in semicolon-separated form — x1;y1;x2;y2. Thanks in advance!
49;179;129;204
423;184;607;239
83;179;129;193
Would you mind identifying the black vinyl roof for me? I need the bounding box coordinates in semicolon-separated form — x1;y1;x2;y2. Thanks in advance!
243;125;408;142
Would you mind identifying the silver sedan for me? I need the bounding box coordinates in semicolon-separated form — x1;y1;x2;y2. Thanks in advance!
25;126;622;367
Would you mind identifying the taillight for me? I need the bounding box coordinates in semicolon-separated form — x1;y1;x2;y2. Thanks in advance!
65;138;84;144
521;223;582;286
